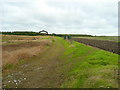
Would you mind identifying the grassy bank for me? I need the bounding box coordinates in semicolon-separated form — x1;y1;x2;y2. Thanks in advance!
58;37;118;88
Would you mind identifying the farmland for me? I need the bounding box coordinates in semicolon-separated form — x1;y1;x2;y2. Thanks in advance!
1;35;119;88
74;36;119;42
72;37;120;54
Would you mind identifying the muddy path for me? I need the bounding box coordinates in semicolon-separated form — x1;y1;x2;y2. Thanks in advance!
3;38;66;88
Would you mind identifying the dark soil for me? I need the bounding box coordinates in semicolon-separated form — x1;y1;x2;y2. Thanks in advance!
72;38;119;54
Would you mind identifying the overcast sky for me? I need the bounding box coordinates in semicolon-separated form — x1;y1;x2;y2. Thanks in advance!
0;0;119;36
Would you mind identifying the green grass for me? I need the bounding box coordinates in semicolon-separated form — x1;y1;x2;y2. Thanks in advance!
58;38;118;88
4;64;15;70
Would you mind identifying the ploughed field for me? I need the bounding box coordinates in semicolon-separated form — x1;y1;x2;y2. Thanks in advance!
1;35;118;88
72;37;119;54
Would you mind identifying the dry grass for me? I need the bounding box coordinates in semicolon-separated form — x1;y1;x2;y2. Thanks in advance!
2;36;52;68
1;35;52;45
0;45;2;68
3;47;40;66
2;35;40;41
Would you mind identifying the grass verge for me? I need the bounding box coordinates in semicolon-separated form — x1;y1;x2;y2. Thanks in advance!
59;38;118;88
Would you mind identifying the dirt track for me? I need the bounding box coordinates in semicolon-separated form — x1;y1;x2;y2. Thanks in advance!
3;39;66;88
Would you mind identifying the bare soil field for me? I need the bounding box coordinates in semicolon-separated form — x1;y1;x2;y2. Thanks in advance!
75;36;119;42
72;37;119;54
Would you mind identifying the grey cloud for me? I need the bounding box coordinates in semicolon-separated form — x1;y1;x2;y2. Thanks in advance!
1;0;118;36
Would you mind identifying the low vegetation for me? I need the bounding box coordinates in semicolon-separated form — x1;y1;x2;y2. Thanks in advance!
2;35;53;70
60;39;118;88
2;35;118;88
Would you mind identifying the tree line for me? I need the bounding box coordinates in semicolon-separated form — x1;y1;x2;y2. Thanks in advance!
0;31;93;37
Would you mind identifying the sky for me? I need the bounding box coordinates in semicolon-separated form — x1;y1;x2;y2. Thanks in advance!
0;0;119;36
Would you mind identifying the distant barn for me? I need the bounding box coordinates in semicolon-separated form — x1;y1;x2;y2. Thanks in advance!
39;30;48;35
